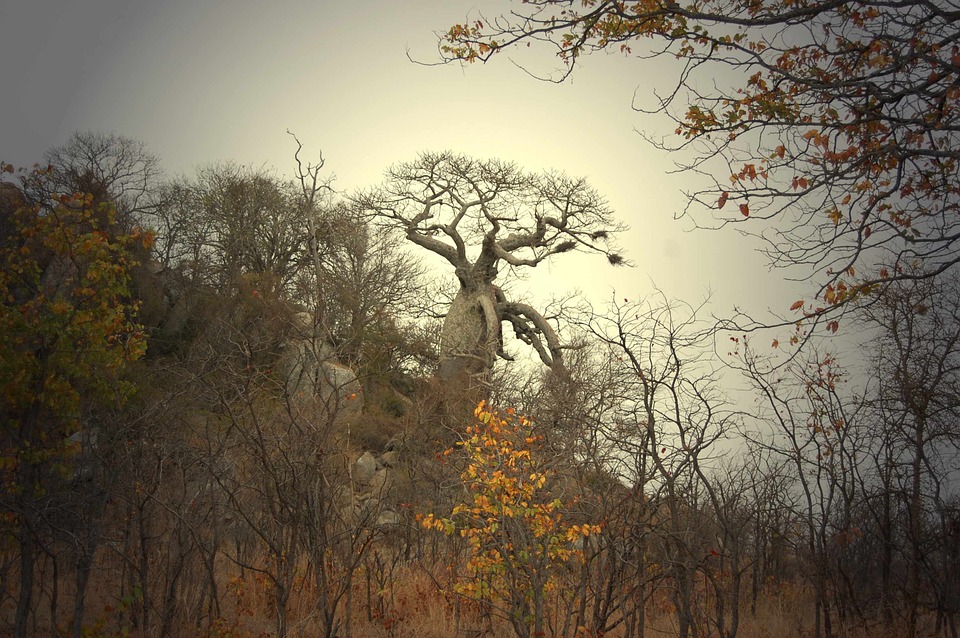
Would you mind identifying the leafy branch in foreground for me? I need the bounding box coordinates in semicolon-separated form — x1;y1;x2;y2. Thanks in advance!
420;401;598;638
439;0;960;329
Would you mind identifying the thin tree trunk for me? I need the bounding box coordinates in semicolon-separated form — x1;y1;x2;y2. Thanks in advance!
72;490;107;638
14;487;36;638
13;404;41;638
907;416;926;638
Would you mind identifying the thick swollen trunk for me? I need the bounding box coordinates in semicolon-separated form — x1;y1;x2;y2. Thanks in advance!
438;284;500;393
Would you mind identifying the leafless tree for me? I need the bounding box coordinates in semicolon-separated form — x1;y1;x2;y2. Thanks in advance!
43;131;163;227
573;292;735;638
187;163;306;291
356;152;626;401
289;136;428;376
856;274;960;637
738;337;875;638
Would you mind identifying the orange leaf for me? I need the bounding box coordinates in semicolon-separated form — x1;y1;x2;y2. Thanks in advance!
739;203;750;217
718;191;729;209
772;339;779;348
790;300;804;311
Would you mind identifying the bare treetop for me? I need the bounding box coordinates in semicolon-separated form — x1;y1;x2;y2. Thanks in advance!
359;151;625;288
44;131;163;223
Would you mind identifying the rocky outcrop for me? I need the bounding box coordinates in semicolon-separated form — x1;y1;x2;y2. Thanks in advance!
344;447;403;530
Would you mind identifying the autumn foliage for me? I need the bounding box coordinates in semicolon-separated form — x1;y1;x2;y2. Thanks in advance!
1;167;149;477
0;164;151;636
421;402;598;638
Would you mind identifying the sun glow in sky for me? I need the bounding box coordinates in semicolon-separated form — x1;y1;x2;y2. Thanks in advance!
2;0;804;322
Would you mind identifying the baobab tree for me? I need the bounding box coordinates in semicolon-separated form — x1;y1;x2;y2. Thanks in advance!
356;152;625;395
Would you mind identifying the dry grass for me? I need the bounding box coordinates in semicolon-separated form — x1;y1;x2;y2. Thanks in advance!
4;553;942;638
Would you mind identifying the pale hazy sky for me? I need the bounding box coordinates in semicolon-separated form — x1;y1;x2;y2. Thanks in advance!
1;0;803;323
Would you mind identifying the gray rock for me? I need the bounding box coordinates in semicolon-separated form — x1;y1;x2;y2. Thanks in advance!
376;510;402;528
355;451;376;486
341;502;361;525
380;450;399;468
384;436;401;452
282;335;362;416
362;497;381;517
332;485;353;510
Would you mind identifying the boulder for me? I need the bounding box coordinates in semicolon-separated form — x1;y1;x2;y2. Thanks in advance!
376;510;402;528
332;485;353;508
379;450;399;468
281;327;362;417
354;451;377;486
